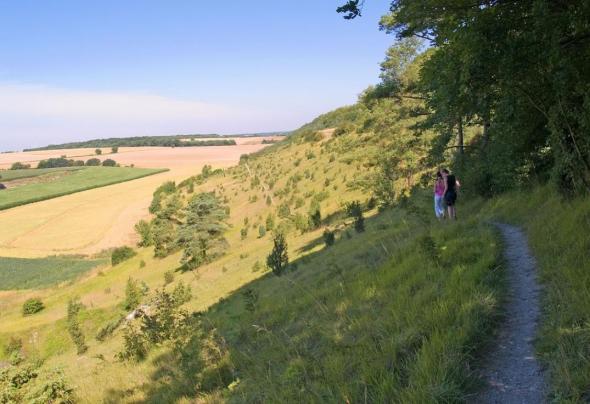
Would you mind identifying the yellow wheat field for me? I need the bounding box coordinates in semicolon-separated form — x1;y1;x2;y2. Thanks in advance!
0;142;271;257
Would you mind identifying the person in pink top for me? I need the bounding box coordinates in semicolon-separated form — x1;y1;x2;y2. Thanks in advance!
433;170;446;219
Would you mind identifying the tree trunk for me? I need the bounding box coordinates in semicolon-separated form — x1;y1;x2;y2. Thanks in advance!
457;116;464;154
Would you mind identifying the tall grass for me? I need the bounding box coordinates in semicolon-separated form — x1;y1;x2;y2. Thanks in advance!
483;186;590;401
113;209;503;403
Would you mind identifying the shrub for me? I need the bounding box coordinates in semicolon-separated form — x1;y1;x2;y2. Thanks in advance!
4;337;23;356
124;278;143;311
73;160;85;166
96;318;123;342
111;146;119;153
10;162;31;170
346;200;365;232
95;148;102;155
66;298;87;354
309;208;321;230
240;227;248;240
22;298;44;316
323;229;335;247
102;158;117;167
111;246;136;266
85;158;101;166
164;271;174;285
267;233;289;276
242;289;259;313
258;225;266;238
134;220;153;247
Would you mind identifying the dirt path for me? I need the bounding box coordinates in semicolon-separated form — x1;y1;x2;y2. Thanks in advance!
475;223;547;403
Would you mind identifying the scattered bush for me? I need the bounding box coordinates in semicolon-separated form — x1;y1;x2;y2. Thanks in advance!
258;225;267;238
101;158;117;167
124;278;144;311
85;158;101;166
10;162;31;170
323;229;335;247
111;246;136;266
346;200;365;232
66;298;87;354
22;298;44;316
267;233;289;276
111;146;119;153
95;148;102;155
164;271;174;285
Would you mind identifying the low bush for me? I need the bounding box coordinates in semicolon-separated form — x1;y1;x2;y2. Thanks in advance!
22;298;44;316
111;246;136;266
101;159;117;167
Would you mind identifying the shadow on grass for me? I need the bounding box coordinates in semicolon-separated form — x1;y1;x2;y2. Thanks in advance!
103;207;432;403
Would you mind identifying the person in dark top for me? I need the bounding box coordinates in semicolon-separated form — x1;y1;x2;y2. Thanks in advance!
442;169;460;219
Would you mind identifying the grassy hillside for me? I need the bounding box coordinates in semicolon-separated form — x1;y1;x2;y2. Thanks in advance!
0;166;167;210
1;100;588;401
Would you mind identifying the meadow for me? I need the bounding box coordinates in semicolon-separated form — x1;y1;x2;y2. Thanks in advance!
0;166;167;210
0;256;104;290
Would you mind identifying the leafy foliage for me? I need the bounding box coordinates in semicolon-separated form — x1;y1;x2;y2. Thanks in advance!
22;298;44;316
66;298;88;355
111;246;136;266
266;232;289;276
178;193;229;270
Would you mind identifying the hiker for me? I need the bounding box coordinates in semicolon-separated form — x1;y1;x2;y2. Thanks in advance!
442;169;460;220
433;170;445;219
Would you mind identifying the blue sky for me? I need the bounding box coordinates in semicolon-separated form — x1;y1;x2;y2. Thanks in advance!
0;1;393;150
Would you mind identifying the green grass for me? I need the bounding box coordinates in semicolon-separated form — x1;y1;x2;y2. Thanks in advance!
103;208;503;403
0;166;168;210
0;167;84;181
0;256;105;290
478;186;590;402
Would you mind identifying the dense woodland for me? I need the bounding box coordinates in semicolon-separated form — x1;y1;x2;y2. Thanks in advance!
337;0;590;197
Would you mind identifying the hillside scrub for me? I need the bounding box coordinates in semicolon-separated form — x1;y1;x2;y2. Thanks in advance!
108;204;503;402
111;246;137;266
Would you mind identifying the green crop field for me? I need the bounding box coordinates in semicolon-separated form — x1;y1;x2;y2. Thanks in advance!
0;256;104;290
0;166;168;210
0;167;84;182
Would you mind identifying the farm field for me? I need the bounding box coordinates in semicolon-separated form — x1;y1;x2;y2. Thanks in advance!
0;166;84;181
0;166;166;211
0;137;280;169
0;256;104;290
0;142;272;257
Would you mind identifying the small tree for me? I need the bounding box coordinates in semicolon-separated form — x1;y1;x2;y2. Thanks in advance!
67;298;88;354
135;220;153;247
323;229;335;247
111;146;119;153
95;148;102;155
267;233;289;276
258;224;266;238
111;246;136;266
346;200;365;232
22;298;44;316
102;158;117;167
309;208;321;230
10;162;31;170
85;158;101;166
124;278;143;310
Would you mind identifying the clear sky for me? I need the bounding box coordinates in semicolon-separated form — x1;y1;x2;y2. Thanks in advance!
0;1;393;151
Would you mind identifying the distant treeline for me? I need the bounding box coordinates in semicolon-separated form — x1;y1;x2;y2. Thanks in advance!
23;133;288;151
11;157;118;170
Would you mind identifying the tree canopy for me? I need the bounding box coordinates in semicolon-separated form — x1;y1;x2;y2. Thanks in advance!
340;0;590;196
